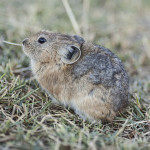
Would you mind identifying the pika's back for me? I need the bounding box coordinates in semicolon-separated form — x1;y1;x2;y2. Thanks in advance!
73;42;129;111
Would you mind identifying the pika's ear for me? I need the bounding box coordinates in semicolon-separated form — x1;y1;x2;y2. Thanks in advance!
73;35;85;44
58;45;81;64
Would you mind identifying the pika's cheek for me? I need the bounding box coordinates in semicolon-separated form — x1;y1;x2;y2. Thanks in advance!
22;45;29;56
37;51;51;63
22;45;33;57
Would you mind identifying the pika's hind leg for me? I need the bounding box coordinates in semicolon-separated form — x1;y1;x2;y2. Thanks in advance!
71;97;116;122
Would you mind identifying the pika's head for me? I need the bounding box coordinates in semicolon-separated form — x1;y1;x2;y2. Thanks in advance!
22;30;85;64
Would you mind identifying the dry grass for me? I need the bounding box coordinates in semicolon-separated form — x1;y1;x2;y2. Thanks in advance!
0;0;150;149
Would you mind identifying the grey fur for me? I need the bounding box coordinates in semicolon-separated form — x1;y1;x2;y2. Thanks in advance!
73;35;85;44
73;44;129;111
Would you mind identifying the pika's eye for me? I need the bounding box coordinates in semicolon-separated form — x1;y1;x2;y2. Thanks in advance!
38;37;47;44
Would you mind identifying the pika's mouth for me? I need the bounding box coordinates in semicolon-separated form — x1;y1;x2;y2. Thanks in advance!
22;44;27;56
22;38;29;45
22;38;31;57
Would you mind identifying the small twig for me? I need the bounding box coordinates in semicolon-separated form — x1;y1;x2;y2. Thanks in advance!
0;106;16;123
3;40;22;46
0;136;16;143
82;0;90;36
12;67;31;73
144;131;150;136
62;0;81;35
62;116;79;129
126;120;150;126
115;119;129;137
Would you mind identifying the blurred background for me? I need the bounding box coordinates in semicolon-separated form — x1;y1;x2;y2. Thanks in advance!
0;0;150;100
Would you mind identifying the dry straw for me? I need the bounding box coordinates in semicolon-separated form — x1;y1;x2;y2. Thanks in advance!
3;40;22;46
62;0;81;35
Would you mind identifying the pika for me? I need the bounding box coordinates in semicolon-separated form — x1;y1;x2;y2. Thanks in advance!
22;30;129;122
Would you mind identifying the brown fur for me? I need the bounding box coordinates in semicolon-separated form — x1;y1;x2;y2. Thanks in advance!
22;30;129;122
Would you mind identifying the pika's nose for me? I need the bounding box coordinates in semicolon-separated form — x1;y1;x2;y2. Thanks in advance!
22;38;29;45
